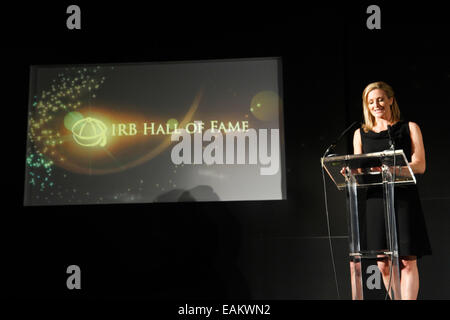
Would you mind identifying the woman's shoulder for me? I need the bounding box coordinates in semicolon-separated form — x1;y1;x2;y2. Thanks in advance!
359;124;369;135
407;121;423;136
396;120;421;132
407;121;420;130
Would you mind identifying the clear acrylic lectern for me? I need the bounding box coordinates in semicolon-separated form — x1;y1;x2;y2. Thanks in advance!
321;149;416;300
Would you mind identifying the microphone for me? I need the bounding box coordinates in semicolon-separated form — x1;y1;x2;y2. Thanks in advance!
323;121;360;157
387;125;395;150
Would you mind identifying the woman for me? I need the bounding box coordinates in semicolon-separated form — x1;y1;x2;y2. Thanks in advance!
352;81;432;300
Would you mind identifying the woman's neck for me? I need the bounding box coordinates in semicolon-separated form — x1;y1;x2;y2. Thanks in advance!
374;117;396;130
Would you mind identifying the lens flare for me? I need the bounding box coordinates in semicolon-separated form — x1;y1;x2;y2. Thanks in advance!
166;118;179;131
250;91;280;122
64;111;84;131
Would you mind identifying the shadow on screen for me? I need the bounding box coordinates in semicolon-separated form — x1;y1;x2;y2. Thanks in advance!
154;185;220;203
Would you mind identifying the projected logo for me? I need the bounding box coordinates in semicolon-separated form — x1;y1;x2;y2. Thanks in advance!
71;117;107;147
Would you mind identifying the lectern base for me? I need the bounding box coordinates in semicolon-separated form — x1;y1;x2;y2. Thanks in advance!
349;251;401;300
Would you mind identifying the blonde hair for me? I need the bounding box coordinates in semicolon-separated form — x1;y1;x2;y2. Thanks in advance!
361;81;401;132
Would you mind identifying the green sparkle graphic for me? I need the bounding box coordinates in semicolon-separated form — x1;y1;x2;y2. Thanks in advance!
26;66;110;196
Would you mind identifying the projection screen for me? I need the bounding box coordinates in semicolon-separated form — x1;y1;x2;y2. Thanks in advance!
24;58;285;205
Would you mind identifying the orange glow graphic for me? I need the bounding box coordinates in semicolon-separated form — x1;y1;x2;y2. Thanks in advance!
36;89;203;175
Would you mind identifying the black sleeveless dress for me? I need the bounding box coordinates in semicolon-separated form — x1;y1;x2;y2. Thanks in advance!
359;120;432;258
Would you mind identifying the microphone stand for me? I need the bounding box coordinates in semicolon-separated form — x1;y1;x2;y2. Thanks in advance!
384;124;396;300
320;121;361;299
323;121;360;158
387;124;395;151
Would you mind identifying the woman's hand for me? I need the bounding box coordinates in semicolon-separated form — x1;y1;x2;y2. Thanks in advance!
340;167;361;177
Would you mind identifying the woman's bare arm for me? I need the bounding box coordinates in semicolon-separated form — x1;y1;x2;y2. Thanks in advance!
353;128;363;155
408;122;426;174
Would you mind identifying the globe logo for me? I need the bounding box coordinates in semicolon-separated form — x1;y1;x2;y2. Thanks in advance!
71;117;107;147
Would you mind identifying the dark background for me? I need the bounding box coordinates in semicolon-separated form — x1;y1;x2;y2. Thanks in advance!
3;2;449;303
